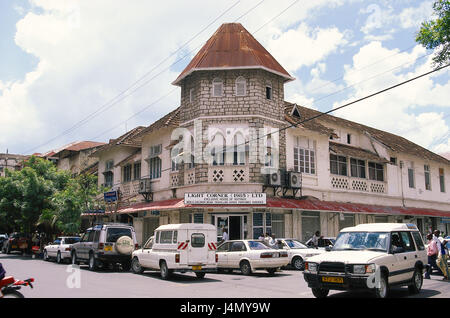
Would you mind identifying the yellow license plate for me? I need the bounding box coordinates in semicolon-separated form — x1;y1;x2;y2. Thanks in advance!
322;276;343;283
192;266;202;271
104;246;113;251
11;245;17;249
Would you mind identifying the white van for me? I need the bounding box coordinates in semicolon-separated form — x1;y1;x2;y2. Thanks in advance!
131;223;218;279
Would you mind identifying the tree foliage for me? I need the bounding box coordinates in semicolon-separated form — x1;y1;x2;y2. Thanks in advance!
0;156;101;235
416;0;450;67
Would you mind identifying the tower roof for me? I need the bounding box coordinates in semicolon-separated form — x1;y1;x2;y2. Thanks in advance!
173;23;294;85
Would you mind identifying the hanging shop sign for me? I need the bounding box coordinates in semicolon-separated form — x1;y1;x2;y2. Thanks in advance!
104;190;118;203
185;193;266;205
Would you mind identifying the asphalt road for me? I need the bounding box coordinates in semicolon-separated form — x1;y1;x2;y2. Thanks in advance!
1;252;449;298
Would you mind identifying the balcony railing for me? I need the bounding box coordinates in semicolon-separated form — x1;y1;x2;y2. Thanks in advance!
331;176;386;194
208;165;249;183
120;179;141;197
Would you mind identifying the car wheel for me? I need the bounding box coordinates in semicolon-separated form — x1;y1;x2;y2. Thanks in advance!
408;268;423;294
43;249;49;261
160;261;172;280
88;253;98;271
56;251;62;264
374;274;389;299
292;256;304;270
195;272;206;279
131;257;144;274
240;260;252;276
311;288;329;298
71;252;80;265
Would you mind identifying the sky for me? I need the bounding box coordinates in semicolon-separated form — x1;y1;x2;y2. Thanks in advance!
0;0;449;157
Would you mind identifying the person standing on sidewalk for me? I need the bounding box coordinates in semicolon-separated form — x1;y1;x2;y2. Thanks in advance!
425;233;438;279
434;230;449;280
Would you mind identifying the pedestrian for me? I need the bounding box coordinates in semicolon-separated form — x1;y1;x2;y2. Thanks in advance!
269;234;276;247
425;233;438;279
263;233;271;245
258;233;265;240
434;230;450;280
221;228;229;242
311;231;320;248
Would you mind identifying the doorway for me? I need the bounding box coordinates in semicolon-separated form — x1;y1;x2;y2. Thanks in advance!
214;215;246;241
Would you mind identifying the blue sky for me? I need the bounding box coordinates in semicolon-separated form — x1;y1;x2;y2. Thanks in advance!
0;0;449;156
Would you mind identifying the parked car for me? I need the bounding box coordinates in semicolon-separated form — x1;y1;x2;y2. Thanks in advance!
2;233;29;254
304;237;336;249
43;236;80;264
216;240;290;275
270;238;325;270
71;223;137;271
303;223;427;298
131;223;217;280
0;234;8;250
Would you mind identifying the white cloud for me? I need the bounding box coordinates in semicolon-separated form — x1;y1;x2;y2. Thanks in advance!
332;41;450;153
266;22;349;72
399;1;434;29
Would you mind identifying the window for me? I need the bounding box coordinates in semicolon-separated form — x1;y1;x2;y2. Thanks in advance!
189;213;204;224
150;144;162;156
399;231;416;252
133;162;141;180
271;214;285;238
211;133;225;166
408;163;415;188
106;228;132;243
230;241;246;252
233;132;245;165
424;165;431;190
330;154;347;176
149;157;161;179
294;138;316;175
217;242;230;252
235;76;246;96
160;231;173;244
439;168;445;193
264;135;273;167
368;162;384;181
105;160;114;171
191;233;205;248
253;212;271;239
339;214;355;230
104;171;113;187
265;85;272;100
171;146;183;171
347;134;351;144
390;157;397;165
411;232;425;251
143;237;153;249
173;231;178;244
189;88;194;103
123;164;132;182
212;78;223;97
350;158;366;178
187;136;195;169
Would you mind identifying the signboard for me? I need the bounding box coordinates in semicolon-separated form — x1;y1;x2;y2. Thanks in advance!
104;191;118;203
151;210;160;216
84;209;105;214
185;193;266;205
442;218;450;224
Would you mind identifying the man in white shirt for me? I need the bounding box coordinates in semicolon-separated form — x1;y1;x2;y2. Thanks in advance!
434;230;449;280
222;228;229;242
311;231;320;248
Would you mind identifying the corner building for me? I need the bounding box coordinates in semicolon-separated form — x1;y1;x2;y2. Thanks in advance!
85;23;450;245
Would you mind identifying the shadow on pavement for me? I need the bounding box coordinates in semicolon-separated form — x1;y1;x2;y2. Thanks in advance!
328;287;441;298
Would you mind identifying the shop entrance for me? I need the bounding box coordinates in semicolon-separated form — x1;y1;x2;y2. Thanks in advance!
215;215;246;241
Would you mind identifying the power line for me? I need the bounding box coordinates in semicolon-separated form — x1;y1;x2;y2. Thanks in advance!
25;1;244;154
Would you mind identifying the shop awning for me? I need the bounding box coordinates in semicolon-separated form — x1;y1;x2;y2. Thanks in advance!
106;197;450;218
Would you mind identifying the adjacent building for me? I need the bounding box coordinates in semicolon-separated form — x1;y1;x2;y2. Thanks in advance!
82;23;450;245
0;152;29;176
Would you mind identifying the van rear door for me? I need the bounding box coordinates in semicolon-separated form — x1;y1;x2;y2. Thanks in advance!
187;231;207;265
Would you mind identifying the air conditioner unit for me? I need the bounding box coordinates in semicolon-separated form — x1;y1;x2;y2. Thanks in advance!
138;178;151;194
265;170;282;187
287;171;302;189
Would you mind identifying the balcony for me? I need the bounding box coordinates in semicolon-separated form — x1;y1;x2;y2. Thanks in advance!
331;175;386;194
208;165;249;183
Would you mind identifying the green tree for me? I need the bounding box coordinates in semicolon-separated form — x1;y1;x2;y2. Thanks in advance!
416;0;450;67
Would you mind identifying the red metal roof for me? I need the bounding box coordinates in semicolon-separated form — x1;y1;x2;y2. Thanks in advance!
173;23;294;85
100;197;450;218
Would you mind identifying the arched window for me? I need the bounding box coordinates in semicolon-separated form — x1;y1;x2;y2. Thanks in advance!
212;78;223;97
235;76;246;96
211;132;225;166
233;132;246;165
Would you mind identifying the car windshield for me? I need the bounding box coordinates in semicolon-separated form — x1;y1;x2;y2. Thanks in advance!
333;232;389;252
248;241;271;250
65;237;80;244
285;239;307;249
106;228;132;243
